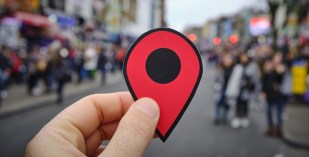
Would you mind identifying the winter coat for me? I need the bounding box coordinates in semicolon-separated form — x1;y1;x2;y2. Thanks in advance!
226;62;259;103
262;70;284;103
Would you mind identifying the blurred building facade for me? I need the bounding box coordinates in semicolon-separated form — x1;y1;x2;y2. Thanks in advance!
104;0;166;44
200;9;269;49
192;0;309;54
0;0;166;48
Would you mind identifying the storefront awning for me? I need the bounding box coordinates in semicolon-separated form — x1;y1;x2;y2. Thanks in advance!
15;12;52;27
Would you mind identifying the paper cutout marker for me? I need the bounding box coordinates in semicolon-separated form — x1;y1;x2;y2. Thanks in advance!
123;28;203;142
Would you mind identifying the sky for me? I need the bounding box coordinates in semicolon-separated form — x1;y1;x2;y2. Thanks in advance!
166;0;268;31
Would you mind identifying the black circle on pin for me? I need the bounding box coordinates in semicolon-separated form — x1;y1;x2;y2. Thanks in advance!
146;48;181;84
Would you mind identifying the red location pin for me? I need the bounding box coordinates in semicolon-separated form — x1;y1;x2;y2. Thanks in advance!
123;28;203;142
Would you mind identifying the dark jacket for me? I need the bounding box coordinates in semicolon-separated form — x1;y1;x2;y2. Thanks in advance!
52;58;72;83
262;70;284;103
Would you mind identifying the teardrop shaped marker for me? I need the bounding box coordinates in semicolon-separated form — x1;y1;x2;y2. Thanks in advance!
123;28;203;142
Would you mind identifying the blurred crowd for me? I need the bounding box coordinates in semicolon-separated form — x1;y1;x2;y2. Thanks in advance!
210;41;309;137
0;41;126;104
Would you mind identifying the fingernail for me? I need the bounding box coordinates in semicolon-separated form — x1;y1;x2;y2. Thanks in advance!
135;99;158;119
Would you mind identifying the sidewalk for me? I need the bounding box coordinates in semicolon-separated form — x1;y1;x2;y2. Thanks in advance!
0;71;123;118
283;103;309;150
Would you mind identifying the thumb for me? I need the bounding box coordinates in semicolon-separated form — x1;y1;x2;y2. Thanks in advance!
99;98;160;157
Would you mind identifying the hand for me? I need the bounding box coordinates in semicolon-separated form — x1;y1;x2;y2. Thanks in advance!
26;92;160;157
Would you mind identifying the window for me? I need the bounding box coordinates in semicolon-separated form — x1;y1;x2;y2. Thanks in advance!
129;0;136;21
122;0;136;22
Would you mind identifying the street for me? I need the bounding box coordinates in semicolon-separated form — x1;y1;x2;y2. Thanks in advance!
0;65;308;157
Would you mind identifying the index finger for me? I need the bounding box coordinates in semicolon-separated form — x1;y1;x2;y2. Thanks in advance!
56;91;134;138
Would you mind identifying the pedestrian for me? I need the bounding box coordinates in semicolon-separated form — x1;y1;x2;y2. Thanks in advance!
74;47;85;84
213;53;234;125
262;52;286;137
116;46;126;70
83;43;98;80
105;44;117;73
7;50;23;84
97;47;108;85
26;46;41;96
229;53;258;129
0;46;12;102
51;47;72;104
35;47;49;94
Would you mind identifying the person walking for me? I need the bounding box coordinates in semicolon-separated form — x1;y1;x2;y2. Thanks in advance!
262;52;286;137
0;46;11;103
116;46;126;70
213;53;234;125
83;43;98;80
97;48;108;85
229;53;258;129
50;47;72;104
26;47;41;96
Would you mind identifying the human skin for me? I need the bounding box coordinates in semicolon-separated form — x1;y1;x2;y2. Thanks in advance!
26;92;160;157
